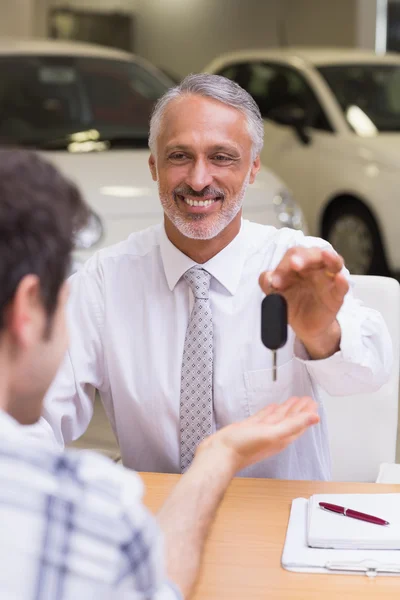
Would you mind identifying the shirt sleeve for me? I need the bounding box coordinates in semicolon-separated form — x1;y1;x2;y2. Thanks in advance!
111;465;183;600
153;581;183;600
68;451;182;600
290;233;393;395
23;258;106;447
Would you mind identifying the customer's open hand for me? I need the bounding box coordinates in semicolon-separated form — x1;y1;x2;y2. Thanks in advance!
197;396;319;475
259;247;349;357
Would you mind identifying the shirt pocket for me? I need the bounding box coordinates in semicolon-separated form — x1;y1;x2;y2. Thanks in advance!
244;359;294;415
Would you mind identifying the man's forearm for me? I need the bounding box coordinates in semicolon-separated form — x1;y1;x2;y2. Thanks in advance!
157;447;235;599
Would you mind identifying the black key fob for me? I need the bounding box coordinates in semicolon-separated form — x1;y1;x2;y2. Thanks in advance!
261;294;288;350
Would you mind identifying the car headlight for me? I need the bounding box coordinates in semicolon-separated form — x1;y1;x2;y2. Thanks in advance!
73;210;104;249
273;189;305;231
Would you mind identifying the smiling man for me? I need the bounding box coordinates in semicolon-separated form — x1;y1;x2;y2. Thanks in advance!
33;74;392;480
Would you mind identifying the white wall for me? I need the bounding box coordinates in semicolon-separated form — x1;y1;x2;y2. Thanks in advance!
356;0;378;49
0;0;36;37
50;0;138;11
0;0;382;70
284;0;357;47
133;0;361;77
134;0;279;75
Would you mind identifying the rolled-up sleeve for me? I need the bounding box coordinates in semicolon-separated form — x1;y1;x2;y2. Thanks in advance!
294;278;393;395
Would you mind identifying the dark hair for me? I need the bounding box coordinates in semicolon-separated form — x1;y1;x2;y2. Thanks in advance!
0;149;88;332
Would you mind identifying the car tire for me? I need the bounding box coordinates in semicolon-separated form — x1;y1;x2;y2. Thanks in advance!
322;200;388;275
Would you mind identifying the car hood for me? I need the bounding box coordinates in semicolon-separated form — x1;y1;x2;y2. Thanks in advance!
39;149;164;219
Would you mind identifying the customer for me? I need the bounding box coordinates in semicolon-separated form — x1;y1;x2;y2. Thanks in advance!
0;149;319;598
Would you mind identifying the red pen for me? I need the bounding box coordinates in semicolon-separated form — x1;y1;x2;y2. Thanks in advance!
319;502;390;526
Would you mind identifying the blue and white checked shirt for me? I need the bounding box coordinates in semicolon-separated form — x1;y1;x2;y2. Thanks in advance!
0;410;181;600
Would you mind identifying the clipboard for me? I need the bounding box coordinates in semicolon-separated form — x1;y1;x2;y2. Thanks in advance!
281;498;400;577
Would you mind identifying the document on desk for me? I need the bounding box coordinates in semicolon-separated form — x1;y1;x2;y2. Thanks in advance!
282;498;400;576
308;493;400;550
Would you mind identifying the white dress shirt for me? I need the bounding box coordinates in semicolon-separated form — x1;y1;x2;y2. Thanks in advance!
0;410;180;600
34;220;392;480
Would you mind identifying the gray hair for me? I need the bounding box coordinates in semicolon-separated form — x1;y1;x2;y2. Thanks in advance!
148;73;264;160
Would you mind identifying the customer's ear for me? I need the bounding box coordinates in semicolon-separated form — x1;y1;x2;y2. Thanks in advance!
7;275;45;349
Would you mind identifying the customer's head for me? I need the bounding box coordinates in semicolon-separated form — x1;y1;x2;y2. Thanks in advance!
148;73;263;243
0;149;88;424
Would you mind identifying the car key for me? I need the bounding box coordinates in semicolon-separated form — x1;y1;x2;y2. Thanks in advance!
261;293;288;381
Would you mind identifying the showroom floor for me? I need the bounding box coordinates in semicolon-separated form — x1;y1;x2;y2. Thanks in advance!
70;396;400;466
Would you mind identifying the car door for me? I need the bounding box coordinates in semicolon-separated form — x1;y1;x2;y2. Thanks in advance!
217;61;335;235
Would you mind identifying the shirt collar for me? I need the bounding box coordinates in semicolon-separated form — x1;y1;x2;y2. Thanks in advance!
159;220;249;295
0;409;23;438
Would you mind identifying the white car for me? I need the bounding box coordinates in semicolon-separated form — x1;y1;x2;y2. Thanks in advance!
0;39;306;271
205;48;400;274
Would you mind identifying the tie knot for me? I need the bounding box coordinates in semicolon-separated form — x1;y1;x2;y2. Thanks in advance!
183;267;211;299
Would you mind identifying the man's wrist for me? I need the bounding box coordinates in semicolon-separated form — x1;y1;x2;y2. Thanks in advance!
300;319;341;360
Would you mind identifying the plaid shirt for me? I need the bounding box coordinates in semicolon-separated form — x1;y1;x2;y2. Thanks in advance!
0;411;181;600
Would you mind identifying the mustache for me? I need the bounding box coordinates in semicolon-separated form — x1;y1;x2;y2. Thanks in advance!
173;184;225;199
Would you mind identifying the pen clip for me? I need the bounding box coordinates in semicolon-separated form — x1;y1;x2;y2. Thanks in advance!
326;559;400;577
319;505;343;515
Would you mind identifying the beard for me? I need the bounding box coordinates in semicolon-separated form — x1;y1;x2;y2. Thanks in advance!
158;170;251;240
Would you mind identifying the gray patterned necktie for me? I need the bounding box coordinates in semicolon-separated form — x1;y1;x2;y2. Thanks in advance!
180;266;213;472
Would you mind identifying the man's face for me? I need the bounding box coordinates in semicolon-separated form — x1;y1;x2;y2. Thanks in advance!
8;279;69;424
149;95;260;241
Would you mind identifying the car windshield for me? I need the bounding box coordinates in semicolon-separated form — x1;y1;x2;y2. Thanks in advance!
0;55;173;149
318;64;400;134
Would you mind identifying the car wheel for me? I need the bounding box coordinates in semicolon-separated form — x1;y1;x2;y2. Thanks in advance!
322;200;388;275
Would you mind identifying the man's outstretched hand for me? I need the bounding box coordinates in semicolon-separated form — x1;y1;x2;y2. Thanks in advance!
259;247;349;359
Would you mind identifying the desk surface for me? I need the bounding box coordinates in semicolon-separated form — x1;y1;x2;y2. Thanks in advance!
141;473;400;599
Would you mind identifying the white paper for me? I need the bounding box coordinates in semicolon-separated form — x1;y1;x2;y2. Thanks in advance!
308;494;400;549
281;498;400;575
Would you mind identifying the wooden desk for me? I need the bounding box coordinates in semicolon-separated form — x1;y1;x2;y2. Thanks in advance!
141;473;400;599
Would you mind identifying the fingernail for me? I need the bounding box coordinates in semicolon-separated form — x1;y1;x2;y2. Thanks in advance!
292;256;304;269
264;272;272;286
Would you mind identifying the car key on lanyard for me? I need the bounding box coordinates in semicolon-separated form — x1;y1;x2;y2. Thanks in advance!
261;292;288;381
